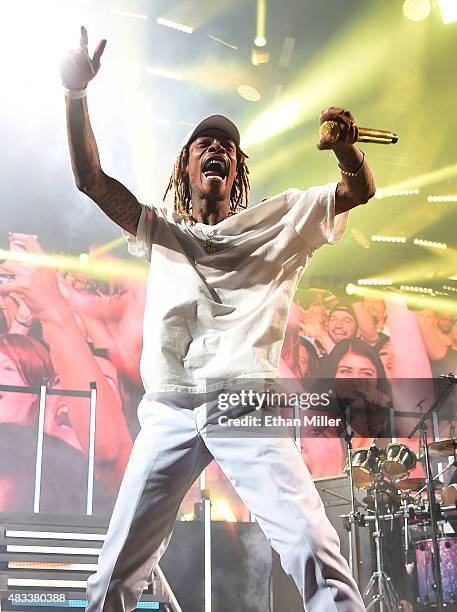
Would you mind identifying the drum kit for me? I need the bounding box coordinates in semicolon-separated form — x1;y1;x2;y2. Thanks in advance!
342;438;457;611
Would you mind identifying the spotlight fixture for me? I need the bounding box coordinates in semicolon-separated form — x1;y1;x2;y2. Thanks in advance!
237;85;261;102
145;67;183;81
254;36;267;47
402;0;432;22
439;0;457;24
156;17;193;34
251;48;270;66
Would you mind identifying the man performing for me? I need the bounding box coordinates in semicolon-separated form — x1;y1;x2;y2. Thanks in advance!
61;27;375;612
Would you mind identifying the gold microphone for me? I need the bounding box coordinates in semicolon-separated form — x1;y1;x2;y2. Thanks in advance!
320;120;398;145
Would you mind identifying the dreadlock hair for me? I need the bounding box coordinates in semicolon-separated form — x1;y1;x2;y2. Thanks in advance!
163;145;250;221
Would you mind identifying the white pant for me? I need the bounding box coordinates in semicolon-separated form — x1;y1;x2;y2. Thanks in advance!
86;391;365;612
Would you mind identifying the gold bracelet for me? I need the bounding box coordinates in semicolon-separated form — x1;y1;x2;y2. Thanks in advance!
338;150;365;177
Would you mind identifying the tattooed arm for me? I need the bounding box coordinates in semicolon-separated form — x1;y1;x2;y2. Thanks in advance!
66;96;141;236
62;27;141;236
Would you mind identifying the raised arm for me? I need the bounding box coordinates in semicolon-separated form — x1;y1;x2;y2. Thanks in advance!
317;107;376;213
416;310;449;361
61;26;141;236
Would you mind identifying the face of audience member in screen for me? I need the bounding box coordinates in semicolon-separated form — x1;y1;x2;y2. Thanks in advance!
324;339;388;407
0;350;37;424
335;350;377;404
328;308;357;343
378;340;392;379
437;313;454;335
45;381;82;451
0;335;81;450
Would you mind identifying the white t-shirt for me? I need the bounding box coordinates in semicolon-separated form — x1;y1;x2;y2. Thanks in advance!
124;183;348;393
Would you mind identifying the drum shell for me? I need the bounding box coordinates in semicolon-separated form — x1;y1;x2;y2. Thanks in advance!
415;536;457;605
344;448;374;489
383;443;416;480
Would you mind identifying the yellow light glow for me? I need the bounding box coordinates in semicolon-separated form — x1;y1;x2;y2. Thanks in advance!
0;249;148;283
439;0;457;24
255;0;267;46
212;499;237;522
377;163;457;195
343;286;457;315
402;0;432;22
243;4;391;147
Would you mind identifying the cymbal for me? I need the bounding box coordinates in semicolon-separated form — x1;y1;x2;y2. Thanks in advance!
397;477;443;492
428;439;457;458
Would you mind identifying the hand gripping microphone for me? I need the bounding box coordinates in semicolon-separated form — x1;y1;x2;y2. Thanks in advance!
320;120;398;145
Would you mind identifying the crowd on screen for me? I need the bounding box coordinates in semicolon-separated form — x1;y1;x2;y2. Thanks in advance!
0;233;456;515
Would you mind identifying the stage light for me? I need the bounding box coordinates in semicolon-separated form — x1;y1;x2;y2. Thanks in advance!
378;163;457;195
371;235;407;243
413;238;447;249
237;85;261;102
112;9;148;20
375;188;420;199
400;284;434;294
208;35;238;50
243;3;394;147
156;17;193;34
0;0;90;91
255;0;267;47
212;499;237;522
351;229;370;249
346;283;357;296
439;0;457;24
145;67;183;81
79;253;89;264
0;248;148;284
427;195;457;202
402;0;432;22
357;279;393;286
251;48;270;66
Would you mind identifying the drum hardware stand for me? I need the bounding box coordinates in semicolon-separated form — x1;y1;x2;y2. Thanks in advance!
408;378;457;611
413;460;454;499
340;402;366;588
401;493;411;565
363;473;401;611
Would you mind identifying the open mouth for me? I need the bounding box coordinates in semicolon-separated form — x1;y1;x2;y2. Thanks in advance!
201;156;228;182
55;405;72;428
